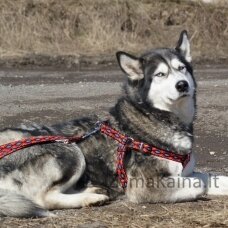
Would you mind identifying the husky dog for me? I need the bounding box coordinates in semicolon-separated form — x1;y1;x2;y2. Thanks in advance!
0;31;227;218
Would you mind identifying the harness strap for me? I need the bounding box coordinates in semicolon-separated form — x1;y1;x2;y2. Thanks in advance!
0;135;84;160
100;123;190;165
0;122;102;160
0;121;191;190
116;138;132;189
100;123;191;189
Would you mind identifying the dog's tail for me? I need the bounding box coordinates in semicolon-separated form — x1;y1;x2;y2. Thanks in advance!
0;189;51;218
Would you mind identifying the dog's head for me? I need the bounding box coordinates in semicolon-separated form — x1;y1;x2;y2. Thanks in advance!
116;30;196;125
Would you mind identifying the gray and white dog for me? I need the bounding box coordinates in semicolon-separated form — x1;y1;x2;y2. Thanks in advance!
0;31;227;218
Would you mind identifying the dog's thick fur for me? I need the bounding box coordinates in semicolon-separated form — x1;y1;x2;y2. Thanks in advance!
0;31;228;217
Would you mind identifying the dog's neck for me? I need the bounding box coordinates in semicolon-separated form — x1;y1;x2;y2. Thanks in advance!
157;97;196;126
110;98;194;154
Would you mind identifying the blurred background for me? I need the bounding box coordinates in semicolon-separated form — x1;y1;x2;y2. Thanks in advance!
0;0;227;67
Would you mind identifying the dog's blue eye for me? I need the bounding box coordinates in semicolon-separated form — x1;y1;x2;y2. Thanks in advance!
178;65;185;71
155;72;166;77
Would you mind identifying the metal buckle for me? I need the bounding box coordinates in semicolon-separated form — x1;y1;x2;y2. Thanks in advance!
125;137;133;148
81;120;105;140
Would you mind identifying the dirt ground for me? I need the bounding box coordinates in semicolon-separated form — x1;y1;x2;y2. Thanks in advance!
0;64;227;227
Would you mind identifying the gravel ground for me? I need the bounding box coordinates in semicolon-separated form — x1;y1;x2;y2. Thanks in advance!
0;64;227;227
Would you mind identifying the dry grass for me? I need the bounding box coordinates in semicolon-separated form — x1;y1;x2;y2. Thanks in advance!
0;0;227;65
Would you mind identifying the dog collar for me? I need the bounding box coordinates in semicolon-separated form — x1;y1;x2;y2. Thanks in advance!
0;121;191;190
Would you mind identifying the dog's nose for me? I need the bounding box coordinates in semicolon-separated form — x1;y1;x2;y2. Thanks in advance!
175;80;189;93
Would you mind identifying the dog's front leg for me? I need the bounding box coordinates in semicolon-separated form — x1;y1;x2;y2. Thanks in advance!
161;176;206;202
127;176;206;203
190;172;228;196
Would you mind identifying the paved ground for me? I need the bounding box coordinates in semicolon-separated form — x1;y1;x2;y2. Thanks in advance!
0;64;227;227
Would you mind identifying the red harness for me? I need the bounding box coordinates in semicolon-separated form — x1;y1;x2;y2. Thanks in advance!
0;122;190;189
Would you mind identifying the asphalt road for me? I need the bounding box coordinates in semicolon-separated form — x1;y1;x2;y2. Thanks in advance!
0;64;227;171
0;64;227;227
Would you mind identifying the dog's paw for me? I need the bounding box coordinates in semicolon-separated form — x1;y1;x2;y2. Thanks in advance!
82;194;109;207
173;133;192;151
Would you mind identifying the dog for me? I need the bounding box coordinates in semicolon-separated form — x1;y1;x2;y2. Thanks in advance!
0;30;227;218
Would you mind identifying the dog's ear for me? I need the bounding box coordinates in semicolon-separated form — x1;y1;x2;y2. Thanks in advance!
116;51;144;80
176;30;192;62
